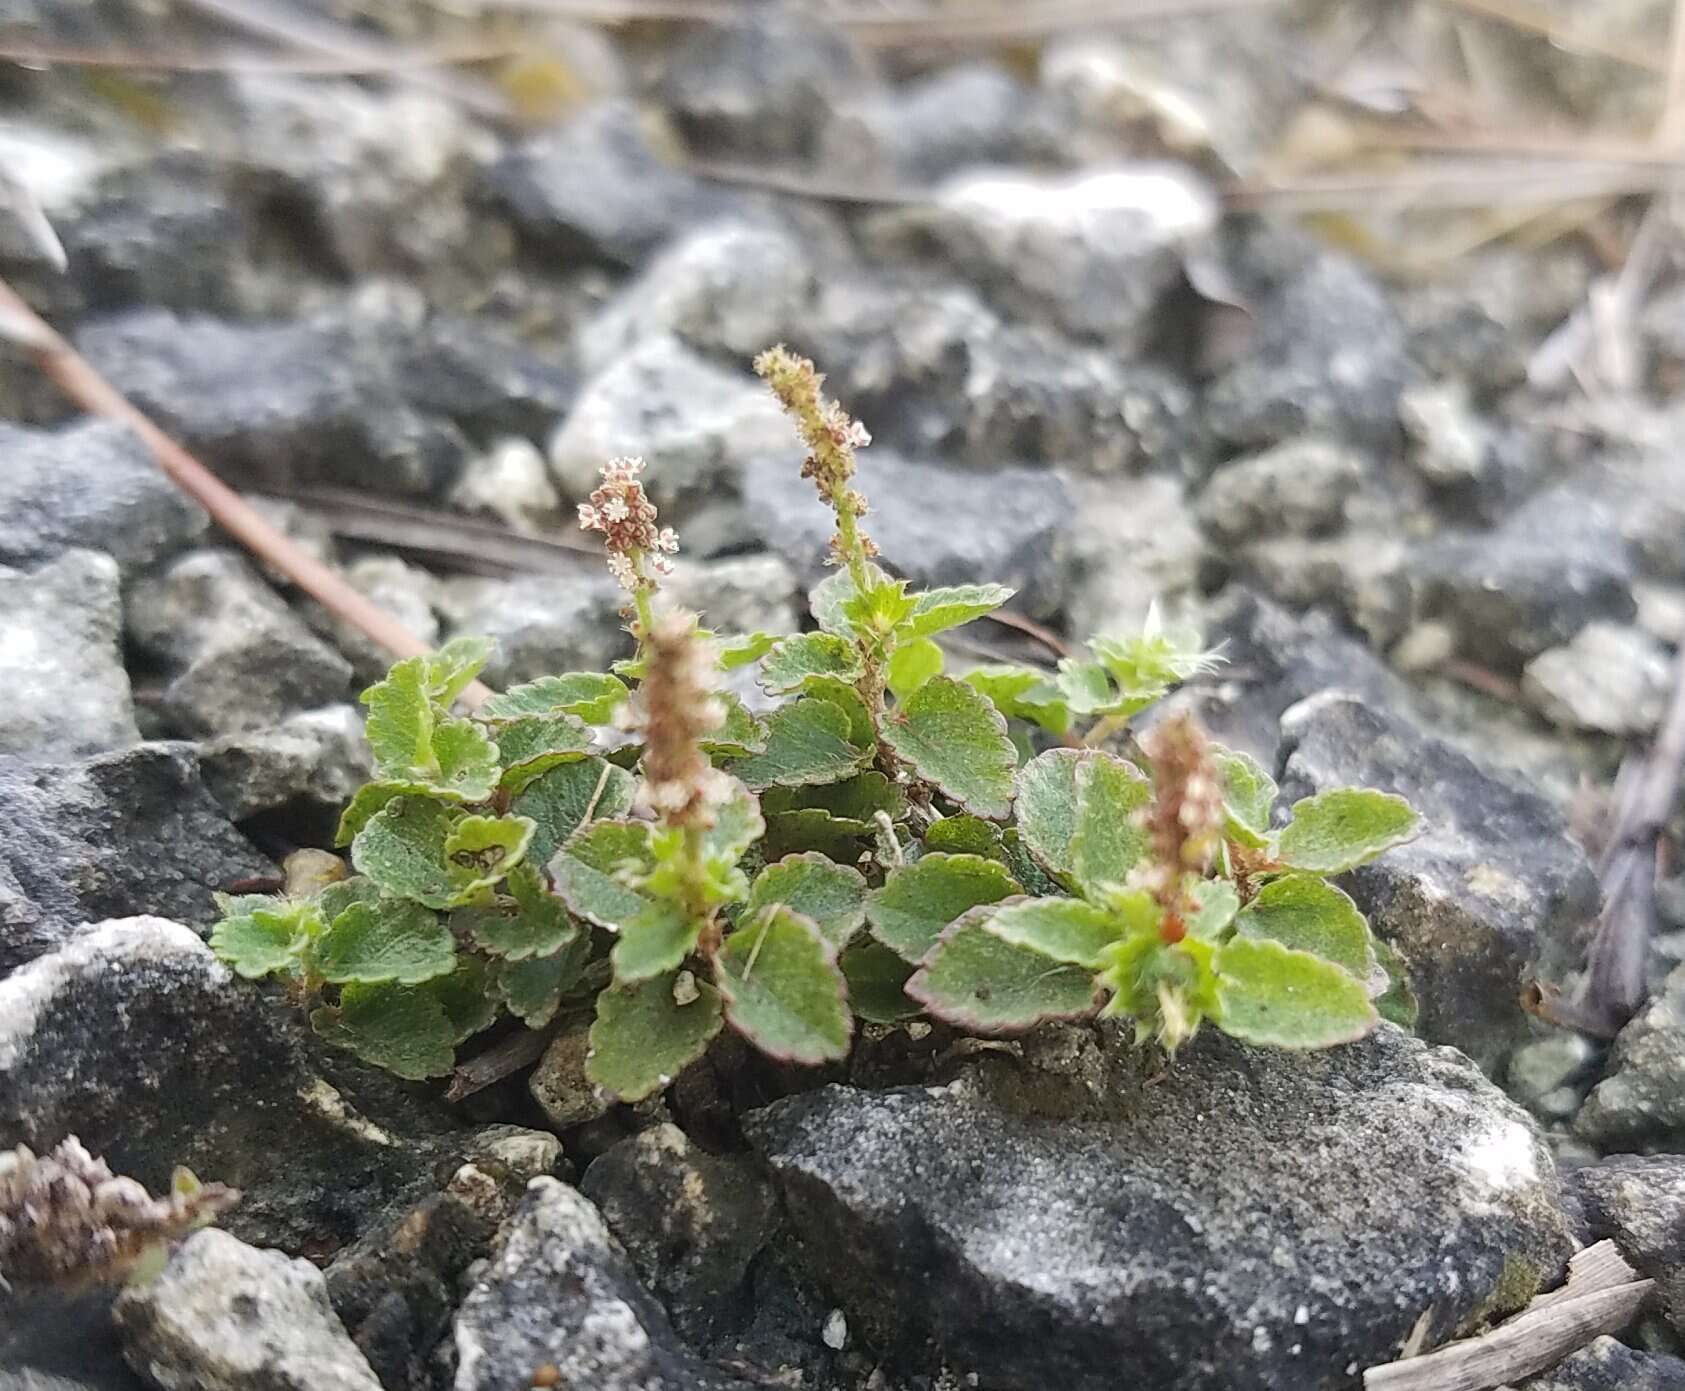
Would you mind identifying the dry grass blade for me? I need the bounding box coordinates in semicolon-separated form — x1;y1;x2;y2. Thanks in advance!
1434;0;1669;74
1363;1240;1651;1391
0;276;491;708
1227;160;1674;213
0;36;526;74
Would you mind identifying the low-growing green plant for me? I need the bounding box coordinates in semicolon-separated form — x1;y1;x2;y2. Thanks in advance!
211;347;1422;1099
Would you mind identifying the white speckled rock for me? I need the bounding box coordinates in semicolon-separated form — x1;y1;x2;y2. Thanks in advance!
115;1229;382;1391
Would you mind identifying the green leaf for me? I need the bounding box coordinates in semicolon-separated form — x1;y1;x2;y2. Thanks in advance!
761;810;870;864
352;797;464;909
211;899;314;979
882;677;1016;820
587;972;724;1102
315;877;380;920
1274;788;1423;875
444;815;535;900
458;862;579;961
429;719;502;801
1185;878;1240;938
903;583;1015;638
701;779;765;863
763;771;907;826
424;955;501;1044
312;898;456;986
759;633;864;694
613;899;703;984
1232;874;1377;985
311;982;457;1080
494;941;590;1029
1372;934;1419;1029
716;906;852;1064
1013;748;1086;881
362;659;435;776
748;853;868;950
336;781;442;847
963;665;1071;736
1067;752;1151;893
514;758;636;867
1214;745;1277;848
839;939;920;1023
866;853;1020;963
727;698;869;791
923;814;1008;863
478;672;628;725
984;896;1123;968
700;692;768;758
1054;659;1125;717
549;820;656;929
886;637;943;701
493;713;594;793
907;902;1098;1033
1214;936;1377;1048
810;568;866;636
718;632;781;671
800;677;875;748
843;575;917;638
425;636;494;708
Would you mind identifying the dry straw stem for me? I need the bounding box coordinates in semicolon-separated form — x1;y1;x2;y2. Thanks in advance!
1363;1240;1652;1391
0;276;491;709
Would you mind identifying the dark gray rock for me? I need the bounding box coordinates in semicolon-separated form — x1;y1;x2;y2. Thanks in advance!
127;550;353;738
868;165;1215;351
659;10;871;162
548;335;788;516
0;551;138;761
1522;622;1673;735
1577;964;1685;1149
580;1124;780;1343
198;705;373;823
1278;691;1600;1077
0;419;205;576
579;219;816;376
1408;484;1637;672
736;451;1075;619
819;62;1040;183
0;1288;142;1391
0;917;459;1255
394;313;577;446
303;554;441;689
75;310;471;497
489;102;728;268
665;555;802;645
747;1026;1572;1391
114;1229;383;1391
451;1177;755;1391
1205;255;1410;451
326;1127;561;1391
1517;1337;1685;1391
1565;1155;1685;1340
0;743;270;975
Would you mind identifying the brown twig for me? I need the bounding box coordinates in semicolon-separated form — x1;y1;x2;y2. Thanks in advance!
0;277;491;709
445;1022;558;1102
0;36;525;74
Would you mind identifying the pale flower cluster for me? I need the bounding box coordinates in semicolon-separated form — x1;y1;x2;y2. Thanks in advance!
577;457;679;593
629;614;731;829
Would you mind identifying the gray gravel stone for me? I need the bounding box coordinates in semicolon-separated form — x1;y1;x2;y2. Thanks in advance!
1522;622;1673;735
868;164;1215;350
1196;437;1369;541
549;335;788;517
1564;1154;1685;1340
128;550;353;738
1517;1337;1685;1390
0;918;457;1253
0;550;138;761
0;743;270;974
451;1177;755;1391
489;102;727;268
0;419;205;576
198;705;373;822
580;1124;780;1343
747;1026;1572;1391
1409;484;1638;672
528;1019;608;1132
114;1229;383;1391
1278;691;1600;1077
579;219;815;376
1577;964;1685;1148
1062;473;1205;638
434;570;627;689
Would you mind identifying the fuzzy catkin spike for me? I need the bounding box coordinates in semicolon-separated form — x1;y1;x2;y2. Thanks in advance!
630;613;730;829
1134;715;1225;928
577;456;679;595
753;345;877;565
0;1137;238;1289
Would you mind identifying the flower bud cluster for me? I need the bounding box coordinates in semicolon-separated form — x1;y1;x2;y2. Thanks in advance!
577;457;679;594
629;613;730;829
